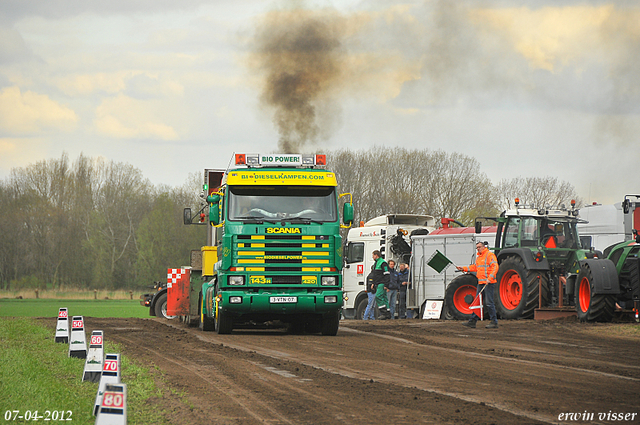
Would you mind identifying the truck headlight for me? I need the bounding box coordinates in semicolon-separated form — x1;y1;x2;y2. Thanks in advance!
229;296;243;304
228;276;245;285
324;296;338;303
321;276;336;286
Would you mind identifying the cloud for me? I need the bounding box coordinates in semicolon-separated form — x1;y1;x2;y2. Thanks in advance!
94;94;179;140
0;86;77;135
0;27;33;64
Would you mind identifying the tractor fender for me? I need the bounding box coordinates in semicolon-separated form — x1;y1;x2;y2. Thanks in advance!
578;259;620;295
496;248;549;271
149;288;167;311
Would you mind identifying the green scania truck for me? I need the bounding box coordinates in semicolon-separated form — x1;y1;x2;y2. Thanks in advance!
179;153;353;335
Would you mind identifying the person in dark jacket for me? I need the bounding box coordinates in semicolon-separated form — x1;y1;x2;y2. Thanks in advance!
387;260;400;319
396;262;410;319
363;271;377;320
372;250;391;319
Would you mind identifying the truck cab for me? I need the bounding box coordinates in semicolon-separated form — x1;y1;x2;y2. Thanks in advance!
342;214;435;319
200;153;353;334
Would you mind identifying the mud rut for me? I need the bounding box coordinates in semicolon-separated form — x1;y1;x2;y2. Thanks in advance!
42;317;640;425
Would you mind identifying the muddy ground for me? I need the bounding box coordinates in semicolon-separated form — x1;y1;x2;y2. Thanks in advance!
41;316;640;425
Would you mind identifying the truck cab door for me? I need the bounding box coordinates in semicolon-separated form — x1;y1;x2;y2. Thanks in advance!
343;241;365;308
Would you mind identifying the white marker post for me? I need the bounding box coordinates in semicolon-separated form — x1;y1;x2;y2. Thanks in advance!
68;316;87;359
95;383;127;425
94;353;121;416
83;330;104;382
55;308;69;343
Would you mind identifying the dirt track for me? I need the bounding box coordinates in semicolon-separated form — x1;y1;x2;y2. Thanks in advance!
43;317;640;424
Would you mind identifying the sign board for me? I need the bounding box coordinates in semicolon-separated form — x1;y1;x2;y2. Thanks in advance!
422;301;444;320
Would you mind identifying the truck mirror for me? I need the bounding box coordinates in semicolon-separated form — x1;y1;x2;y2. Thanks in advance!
207;194;221;225
623;199;631;214
474;221;482;234
183;208;192;225
342;202;354;226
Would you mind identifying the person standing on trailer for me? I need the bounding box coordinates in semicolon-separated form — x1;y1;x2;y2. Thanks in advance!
372;250;392;320
456;241;499;329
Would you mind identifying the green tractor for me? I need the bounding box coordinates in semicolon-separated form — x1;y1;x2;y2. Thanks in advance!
477;199;638;322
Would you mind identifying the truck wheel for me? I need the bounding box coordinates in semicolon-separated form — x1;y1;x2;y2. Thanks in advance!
445;274;478;320
321;311;340;336
495;257;548;319
154;293;176;319
575;264;616;322
199;295;214;331
355;296;369;320
214;295;233;334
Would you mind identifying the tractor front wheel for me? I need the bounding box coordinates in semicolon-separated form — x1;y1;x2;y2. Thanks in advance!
445;274;478;320
495;257;548;319
575;264;616;322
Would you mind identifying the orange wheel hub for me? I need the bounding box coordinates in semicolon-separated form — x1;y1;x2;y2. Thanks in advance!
453;285;476;315
579;277;591;312
500;270;523;310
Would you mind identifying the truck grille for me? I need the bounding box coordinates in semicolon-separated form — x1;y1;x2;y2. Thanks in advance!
234;234;334;273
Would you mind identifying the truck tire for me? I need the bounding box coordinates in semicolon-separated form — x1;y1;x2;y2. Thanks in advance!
321;311;340;336
575;264;616;322
445;274;478;320
214;294;233;334
355;295;369;320
154;293;176;319
495;257;548;319
199;295;214;331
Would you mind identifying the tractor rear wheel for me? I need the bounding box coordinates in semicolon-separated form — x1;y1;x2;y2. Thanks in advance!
445;274;478;320
495;257;549;319
575;264;616;322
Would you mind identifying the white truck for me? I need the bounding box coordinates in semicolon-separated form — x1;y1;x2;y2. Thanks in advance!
407;226;496;319
577;195;640;252
342;214;436;319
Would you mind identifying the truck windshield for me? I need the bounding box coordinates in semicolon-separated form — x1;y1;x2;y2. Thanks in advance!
227;185;338;223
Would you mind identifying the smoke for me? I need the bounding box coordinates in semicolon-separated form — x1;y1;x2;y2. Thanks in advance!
251;8;348;153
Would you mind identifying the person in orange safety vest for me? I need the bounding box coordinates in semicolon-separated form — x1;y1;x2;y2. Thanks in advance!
456;241;499;329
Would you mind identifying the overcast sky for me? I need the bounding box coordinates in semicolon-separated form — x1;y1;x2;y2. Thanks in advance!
0;0;638;205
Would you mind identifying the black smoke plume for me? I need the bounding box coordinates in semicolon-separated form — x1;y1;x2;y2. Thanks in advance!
252;8;346;153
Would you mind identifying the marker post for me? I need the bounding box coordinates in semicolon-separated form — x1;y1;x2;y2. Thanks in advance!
68;316;87;359
55;308;69;343
94;353;121;416
83;330;104;382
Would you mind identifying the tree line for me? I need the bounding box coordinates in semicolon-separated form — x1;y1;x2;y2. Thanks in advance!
0;149;581;290
329;147;582;229
0;153;205;291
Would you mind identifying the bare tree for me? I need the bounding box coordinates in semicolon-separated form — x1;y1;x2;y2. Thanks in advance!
329;147;496;227
495;177;583;210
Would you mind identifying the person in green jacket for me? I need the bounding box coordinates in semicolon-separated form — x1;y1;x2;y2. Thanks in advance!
371;250;392;319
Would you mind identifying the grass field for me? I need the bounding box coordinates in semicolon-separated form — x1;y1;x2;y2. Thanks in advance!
1;288;149;300
0;317;168;424
0;299;150;318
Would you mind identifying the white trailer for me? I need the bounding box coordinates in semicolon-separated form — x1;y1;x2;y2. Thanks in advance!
577;195;640;252
342;214;436;319
407;228;496;319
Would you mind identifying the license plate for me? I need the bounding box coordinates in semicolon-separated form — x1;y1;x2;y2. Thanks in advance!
269;296;297;303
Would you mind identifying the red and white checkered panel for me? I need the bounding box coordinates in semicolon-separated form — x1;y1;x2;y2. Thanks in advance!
167;268;185;286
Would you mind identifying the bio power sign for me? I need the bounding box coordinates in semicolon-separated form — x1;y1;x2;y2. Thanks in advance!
260;155;301;166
